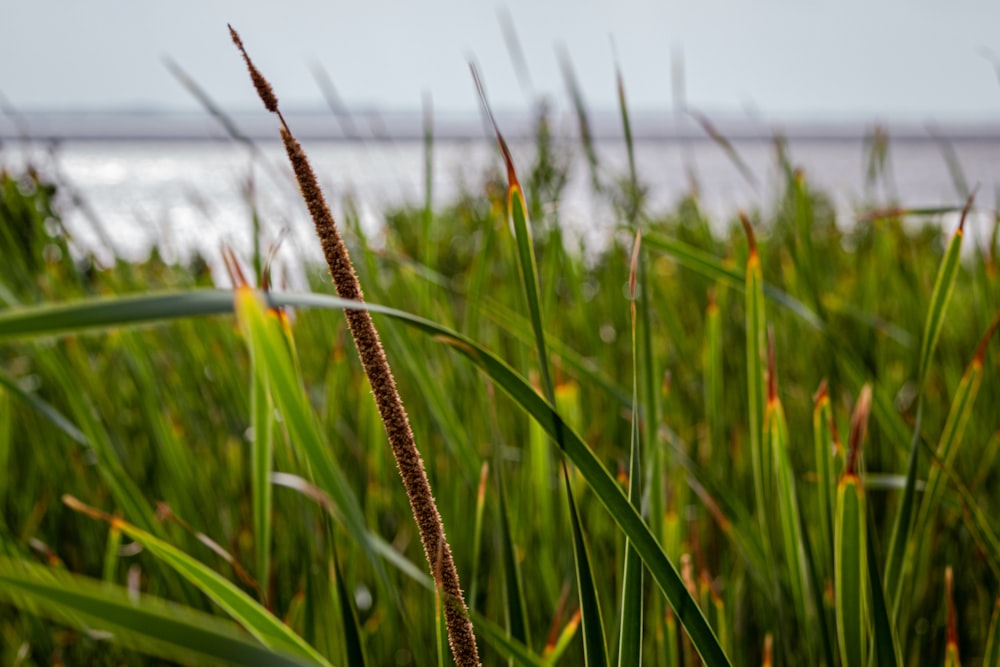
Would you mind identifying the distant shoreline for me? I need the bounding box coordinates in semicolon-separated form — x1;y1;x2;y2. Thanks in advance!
3;110;1000;143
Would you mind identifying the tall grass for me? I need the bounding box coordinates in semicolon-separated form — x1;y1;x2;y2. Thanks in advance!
0;30;998;666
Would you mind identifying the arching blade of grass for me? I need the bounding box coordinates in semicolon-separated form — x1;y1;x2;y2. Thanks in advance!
62;496;332;665
250;352;274;600
0;288;731;666
0;557;315;667
835;386;872;667
0;368;88;445
885;192;975;617
618;232;644;667
913;313;1000;540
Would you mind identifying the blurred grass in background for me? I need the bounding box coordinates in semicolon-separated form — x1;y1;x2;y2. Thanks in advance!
0;94;998;666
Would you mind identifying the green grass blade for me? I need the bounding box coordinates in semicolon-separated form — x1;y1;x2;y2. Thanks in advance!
865;528;902;667
250;335;275;600
65;499;331;665
618;231;644;667
0;369;88;446
835;386;873;667
835;476;868;667
564;467;609;667
985;595;1000;666
0;557;316;666
497;465;531;651
234;288;382;589
885;194;973;615
914;314;999;540
742;217;771;545
332;550;366;667
812;382;838;583
471;64;554;404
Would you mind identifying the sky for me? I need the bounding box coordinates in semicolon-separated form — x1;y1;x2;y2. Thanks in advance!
3;0;1000;121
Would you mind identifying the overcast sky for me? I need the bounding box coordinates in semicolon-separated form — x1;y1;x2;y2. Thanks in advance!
3;1;1000;121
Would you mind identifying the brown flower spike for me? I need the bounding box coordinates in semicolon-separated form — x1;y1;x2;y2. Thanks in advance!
229;25;480;666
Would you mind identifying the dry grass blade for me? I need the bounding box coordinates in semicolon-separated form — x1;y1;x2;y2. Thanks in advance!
228;25;480;666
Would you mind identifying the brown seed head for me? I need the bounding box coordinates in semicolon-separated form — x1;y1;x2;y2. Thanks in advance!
228;24;279;113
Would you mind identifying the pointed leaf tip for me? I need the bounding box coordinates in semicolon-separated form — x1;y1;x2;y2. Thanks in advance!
845;384;872;475
739;211;757;255
628;230;642;301
767;326;778;403
812;379;829;406
469;63;519;189
958;185;978;234
973;311;1000;363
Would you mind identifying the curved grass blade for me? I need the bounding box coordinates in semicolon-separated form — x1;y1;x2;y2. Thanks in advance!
0;557;315;667
0;368;88;445
63;496;332;665
0;288;731;666
885;191;975;616
914;313;999;540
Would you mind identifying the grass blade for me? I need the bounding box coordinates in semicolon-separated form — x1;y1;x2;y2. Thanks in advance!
0;557;314;667
835;386;872;667
564;468;609;667
618;231;644;667
63;496;332;665
985;595;1000;666
885;192;975;615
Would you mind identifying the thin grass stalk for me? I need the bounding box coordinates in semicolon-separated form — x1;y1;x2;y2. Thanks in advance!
618;231;644;667
229;26;479;665
741;214;771;546
943;567;960;667
885;191;975;619
985;595;1000;666
812;380;838;582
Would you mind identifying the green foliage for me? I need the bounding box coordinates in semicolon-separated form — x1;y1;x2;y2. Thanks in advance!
1;112;998;667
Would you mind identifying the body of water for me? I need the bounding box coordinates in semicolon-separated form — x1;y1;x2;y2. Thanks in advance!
2;133;997;278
